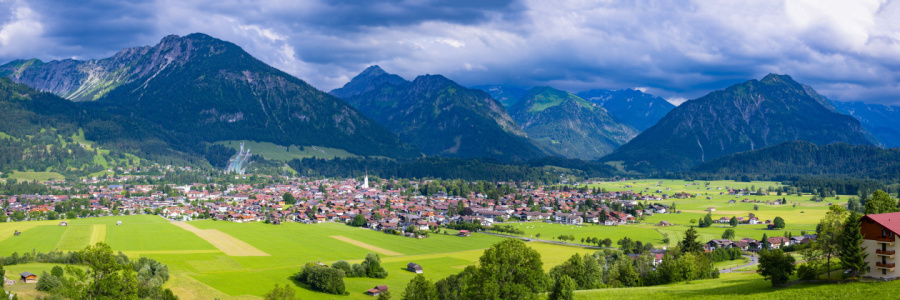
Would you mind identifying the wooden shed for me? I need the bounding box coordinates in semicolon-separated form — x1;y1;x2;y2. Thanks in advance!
407;262;423;274
20;272;37;283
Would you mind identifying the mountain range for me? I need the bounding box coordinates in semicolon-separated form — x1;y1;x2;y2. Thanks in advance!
508;86;638;160
833;101;900;148
0;33;419;162
2;32;897;179
471;85;528;108
331;66;545;161
603;74;878;172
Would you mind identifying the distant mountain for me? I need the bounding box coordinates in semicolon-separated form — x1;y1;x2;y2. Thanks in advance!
690;141;900;181
331;65;407;99
576;89;675;131
603;74;877;172
833;101;900;148
1;33;419;159
332;67;546;161
508;87;638;160
472;85;528;108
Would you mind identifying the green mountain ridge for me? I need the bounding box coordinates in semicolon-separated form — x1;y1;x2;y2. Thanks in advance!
332;67;546;161
1;33;419;161
603;74;878;172
688;140;900;181
509;87;638;160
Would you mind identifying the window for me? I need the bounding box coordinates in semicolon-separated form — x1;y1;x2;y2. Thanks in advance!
884;269;887;275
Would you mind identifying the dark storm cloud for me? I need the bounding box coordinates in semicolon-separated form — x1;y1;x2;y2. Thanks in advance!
0;0;898;105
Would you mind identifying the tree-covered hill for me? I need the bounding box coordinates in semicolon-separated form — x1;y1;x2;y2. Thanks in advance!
687;141;900;181
509;86;638;160
603;74;877;172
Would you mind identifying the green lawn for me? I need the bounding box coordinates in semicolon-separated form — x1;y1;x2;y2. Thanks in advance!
573;272;900;299
7;171;65;182
214;140;358;161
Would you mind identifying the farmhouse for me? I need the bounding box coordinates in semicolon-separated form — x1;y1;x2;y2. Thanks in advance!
59;221;68;226
458;230;471;237
407;262;423;273
20;272;37;283
365;285;388;296
860;212;900;279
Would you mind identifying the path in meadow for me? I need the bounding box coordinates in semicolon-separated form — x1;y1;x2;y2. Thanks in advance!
720;255;758;273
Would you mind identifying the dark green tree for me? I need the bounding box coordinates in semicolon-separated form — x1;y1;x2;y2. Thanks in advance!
729;216;738;227
722;228;735;240
865;190;898;214
467;239;545;299
51;265;64;277
350;214;367;227
547;275;575;300
264;284;300;300
839;212;869;278
772;217;786;229
282;192;296;205
681;226;703;254
402;274;437;300
757;249;796;286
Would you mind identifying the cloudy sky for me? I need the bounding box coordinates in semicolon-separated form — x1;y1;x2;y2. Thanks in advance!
1;0;898;105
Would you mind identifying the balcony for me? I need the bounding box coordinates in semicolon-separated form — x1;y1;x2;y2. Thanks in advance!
876;262;896;270
876;249;896;257
874;237;896;245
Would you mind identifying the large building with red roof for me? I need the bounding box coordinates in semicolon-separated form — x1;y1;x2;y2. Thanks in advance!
860;212;900;279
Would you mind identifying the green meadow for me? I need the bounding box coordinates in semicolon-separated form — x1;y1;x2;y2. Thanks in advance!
0;180;874;299
214;140;358;161
574;272;900;299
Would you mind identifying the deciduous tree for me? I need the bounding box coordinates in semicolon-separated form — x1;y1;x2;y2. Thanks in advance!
757;249;795;286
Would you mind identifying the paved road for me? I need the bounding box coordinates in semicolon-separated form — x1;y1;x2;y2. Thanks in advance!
720;254;758;273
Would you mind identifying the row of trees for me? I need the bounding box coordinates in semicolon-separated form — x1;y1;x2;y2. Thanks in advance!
18;243;176;299
294;253;388;295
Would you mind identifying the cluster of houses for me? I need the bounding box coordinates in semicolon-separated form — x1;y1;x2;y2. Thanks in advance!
704;234;817;252
3;176;678;233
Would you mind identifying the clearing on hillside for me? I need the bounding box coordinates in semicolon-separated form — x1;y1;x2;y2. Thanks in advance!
330;236;404;256
172;222;269;256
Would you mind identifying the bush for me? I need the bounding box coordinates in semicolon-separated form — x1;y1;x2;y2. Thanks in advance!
36;271;61;292
295;263;346;295
797;264;817;280
51;265;64;277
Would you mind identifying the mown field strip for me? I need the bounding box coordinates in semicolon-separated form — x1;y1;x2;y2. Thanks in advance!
330;235;404;256
90;224;106;244
0;224;37;242
171;222;269;256
121;250;222;255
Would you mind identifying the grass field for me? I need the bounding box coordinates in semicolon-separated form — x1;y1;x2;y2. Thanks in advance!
0;179;878;299
215;140;358;161
7;171;65;182
573;272;900;299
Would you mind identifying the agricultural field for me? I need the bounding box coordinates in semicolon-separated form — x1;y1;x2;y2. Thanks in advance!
6;171;65;182
0;215;593;299
490;180;843;248
215;140;358;161
0;180;864;299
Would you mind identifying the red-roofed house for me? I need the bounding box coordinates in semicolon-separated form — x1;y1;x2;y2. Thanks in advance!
861;212;900;279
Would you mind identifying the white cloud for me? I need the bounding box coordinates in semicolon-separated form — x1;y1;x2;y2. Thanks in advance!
0;1;46;58
2;0;898;105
